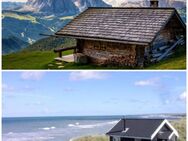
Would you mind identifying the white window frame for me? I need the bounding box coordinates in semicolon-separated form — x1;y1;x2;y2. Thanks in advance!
113;136;121;141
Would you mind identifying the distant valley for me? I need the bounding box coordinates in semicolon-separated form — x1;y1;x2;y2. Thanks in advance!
2;0;111;54
2;0;186;54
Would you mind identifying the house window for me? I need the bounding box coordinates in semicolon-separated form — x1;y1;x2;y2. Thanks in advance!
113;137;120;141
121;138;135;141
157;139;167;141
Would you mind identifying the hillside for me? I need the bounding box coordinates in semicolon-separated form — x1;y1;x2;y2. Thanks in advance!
2;11;75;54
2;0;111;54
24;37;76;51
2;11;51;43
2;36;29;54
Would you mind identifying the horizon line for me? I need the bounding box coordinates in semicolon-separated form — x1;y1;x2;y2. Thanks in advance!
2;113;186;119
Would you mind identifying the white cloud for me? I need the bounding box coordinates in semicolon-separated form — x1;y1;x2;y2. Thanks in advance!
21;72;45;80
179;91;186;101
134;78;159;86
69;71;107;81
2;83;15;92
2;83;36;94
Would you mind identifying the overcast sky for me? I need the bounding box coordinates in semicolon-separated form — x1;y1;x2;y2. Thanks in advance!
2;71;186;117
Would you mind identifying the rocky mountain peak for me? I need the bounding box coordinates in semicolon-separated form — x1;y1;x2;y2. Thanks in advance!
25;0;79;14
21;0;111;14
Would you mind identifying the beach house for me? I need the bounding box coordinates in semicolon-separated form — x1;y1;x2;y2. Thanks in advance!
55;0;186;67
106;119;179;141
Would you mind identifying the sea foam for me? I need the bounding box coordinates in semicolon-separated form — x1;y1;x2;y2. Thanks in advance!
40;126;56;130
68;120;118;129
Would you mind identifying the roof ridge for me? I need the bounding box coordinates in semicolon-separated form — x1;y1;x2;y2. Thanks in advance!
121;118;166;120
56;6;184;44
88;7;176;10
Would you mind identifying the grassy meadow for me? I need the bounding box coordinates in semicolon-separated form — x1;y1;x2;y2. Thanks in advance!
2;49;186;70
2;12;38;23
2;37;186;70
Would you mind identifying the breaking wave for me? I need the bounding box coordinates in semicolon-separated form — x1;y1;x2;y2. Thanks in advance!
40;126;56;131
68;120;118;129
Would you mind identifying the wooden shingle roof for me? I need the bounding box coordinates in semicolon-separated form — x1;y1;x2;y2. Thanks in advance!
56;7;184;45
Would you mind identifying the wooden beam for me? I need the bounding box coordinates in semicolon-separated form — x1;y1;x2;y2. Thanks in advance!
39;33;61;38
54;46;77;58
54;46;77;53
157;38;184;61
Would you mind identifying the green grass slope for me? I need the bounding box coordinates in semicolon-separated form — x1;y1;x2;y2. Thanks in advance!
146;45;186;70
2;50;186;70
2;42;186;70
2;36;29;54
2;51;56;69
146;54;186;70
24;37;76;51
2;50;74;69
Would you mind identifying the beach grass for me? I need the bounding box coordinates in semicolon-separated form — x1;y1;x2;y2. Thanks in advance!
171;118;186;141
72;135;108;141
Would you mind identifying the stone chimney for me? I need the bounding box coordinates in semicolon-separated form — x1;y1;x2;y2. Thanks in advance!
150;0;159;8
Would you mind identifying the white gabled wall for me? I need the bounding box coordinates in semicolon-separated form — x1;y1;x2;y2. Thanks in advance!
151;119;179;140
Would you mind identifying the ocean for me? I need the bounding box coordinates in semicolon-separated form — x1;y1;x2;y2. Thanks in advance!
2;115;184;141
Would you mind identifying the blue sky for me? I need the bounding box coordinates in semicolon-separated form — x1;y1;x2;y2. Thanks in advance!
2;71;186;117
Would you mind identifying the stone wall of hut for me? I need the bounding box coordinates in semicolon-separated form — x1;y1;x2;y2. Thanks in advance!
78;40;145;67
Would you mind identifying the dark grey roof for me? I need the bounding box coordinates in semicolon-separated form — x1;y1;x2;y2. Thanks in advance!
106;119;164;139
56;7;185;45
